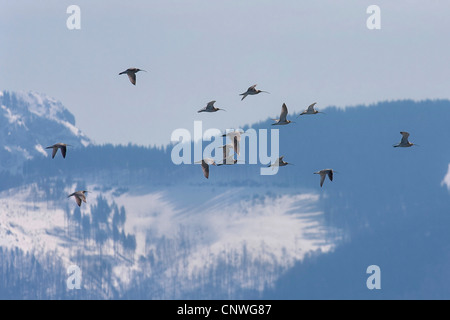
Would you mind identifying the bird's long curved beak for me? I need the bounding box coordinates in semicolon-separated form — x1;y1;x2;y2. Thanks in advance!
219;109;226;112
261;91;270;94
141;70;148;72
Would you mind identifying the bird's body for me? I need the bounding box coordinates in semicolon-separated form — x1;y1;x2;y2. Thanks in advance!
240;84;269;100
119;68;147;85
198;100;226;113
298;102;324;117
393;131;415;148
314;169;334;187
46;143;71;159
195;158;216;179
272;103;295;125
68;190;88;207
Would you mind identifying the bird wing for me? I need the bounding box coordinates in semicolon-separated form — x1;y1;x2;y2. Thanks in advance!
248;84;257;92
307;102;317;112
328;170;333;182
201;160;210;179
320;173;326;187
206;101;216;110
222;145;230;159
52;146;58;159
60;145;67;158
400;132;410;144
279;103;288;122
75;195;82;207
233;136;240;155
128;73;136;85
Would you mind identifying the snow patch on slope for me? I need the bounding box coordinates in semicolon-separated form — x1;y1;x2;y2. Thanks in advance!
442;164;450;189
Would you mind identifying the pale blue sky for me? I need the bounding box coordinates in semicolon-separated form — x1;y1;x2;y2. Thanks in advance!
1;0;450;146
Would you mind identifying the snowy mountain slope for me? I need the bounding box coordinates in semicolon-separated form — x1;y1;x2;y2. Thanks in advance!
0;183;338;299
0;91;91;172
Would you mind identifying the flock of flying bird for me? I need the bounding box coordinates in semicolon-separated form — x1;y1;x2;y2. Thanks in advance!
46;68;417;206
192;83;417;185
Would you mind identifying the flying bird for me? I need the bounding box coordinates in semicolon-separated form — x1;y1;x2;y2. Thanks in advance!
46;143;71;159
268;156;293;168
68;190;88;207
221;130;243;155
393;131;416;148
119;68;147;85
195;158;216;179
217;144;237;166
272;103;295;125
198;100;226;113
298;102;325;117
314;169;334;187
239;84;269;101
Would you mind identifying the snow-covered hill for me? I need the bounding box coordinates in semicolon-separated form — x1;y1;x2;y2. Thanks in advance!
0;183;337;299
0;91;91;172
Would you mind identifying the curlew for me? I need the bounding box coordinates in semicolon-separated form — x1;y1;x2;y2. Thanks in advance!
119;68;147;85
46;143;71;159
314;169;334;187
268;156;293;168
272;103;295;125
298;102;325;117
195;158;216;179
240;84;269;101
198;100;226;113
393;131;416;148
68;190;88;207
217;144;238;166
221;130;243;155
